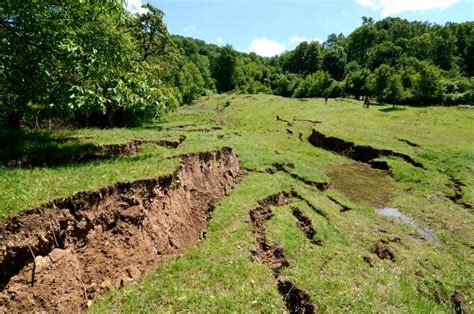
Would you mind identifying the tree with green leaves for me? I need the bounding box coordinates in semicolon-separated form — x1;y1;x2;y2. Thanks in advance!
0;1;178;127
212;46;240;92
322;45;347;80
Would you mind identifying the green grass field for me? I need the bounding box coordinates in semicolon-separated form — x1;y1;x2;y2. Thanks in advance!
1;95;473;312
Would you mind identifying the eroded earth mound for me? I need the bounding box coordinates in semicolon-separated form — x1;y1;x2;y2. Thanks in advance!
0;147;242;312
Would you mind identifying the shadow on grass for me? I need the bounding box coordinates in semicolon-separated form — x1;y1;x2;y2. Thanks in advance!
0;129;116;168
379;106;407;113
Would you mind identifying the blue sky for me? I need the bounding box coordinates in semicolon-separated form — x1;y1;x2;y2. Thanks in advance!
127;0;474;56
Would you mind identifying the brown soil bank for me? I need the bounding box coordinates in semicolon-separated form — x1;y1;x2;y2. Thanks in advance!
308;129;424;170
0;147;242;312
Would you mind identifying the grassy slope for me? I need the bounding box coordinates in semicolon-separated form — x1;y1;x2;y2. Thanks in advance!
1;95;473;312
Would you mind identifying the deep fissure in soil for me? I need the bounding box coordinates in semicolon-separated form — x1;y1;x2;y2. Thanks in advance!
249;192;318;313
291;206;323;245
447;177;472;210
308;129;424;171
0;147;241;312
4;137;186;168
327;196;352;212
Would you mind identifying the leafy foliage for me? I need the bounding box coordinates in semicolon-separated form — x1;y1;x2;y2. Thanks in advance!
0;1;178;127
1;4;473;129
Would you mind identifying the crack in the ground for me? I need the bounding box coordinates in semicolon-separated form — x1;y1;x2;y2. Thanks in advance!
276;115;292;125
249;192;317;313
290;191;329;220
308;129;425;171
4;137;186;168
446;177;472;210
398;138;420;148
272;163;330;192
0;147;242;312
326;196;352;212
294;118;321;124
243;164;330;193
291;206;322;245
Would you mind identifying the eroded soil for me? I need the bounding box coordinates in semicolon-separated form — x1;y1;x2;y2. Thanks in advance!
249;192;318;313
2;137;186;168
0;147;242;312
308;129;424;170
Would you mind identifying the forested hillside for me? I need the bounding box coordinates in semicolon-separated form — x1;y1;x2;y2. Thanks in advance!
1;1;473;128
174;18;473;106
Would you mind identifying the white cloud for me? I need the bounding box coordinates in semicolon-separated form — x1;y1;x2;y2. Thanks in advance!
215;37;224;45
356;0;460;17
183;25;197;33
249;38;286;57
125;0;149;15
289;36;308;44
288;36;323;46
356;0;378;10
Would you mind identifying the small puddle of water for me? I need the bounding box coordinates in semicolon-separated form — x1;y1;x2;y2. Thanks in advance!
376;207;438;243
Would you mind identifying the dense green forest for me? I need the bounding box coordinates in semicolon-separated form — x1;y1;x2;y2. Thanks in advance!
1;1;473;127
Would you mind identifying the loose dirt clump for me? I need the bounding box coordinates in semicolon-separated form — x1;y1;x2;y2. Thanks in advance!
372;242;396;261
451;290;469;314
308;129;425;170
0;147;243;312
249;192;317;313
291;206;322;245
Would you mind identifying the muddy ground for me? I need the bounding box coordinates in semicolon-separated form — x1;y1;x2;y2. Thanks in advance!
0;147;243;312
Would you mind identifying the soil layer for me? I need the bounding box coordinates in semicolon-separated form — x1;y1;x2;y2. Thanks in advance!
0;147;242;312
308;129;424;170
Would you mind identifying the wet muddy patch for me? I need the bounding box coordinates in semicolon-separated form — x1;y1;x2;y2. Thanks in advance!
308;129;425;171
376;207;438;243
327;163;398;208
0;147;242;312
